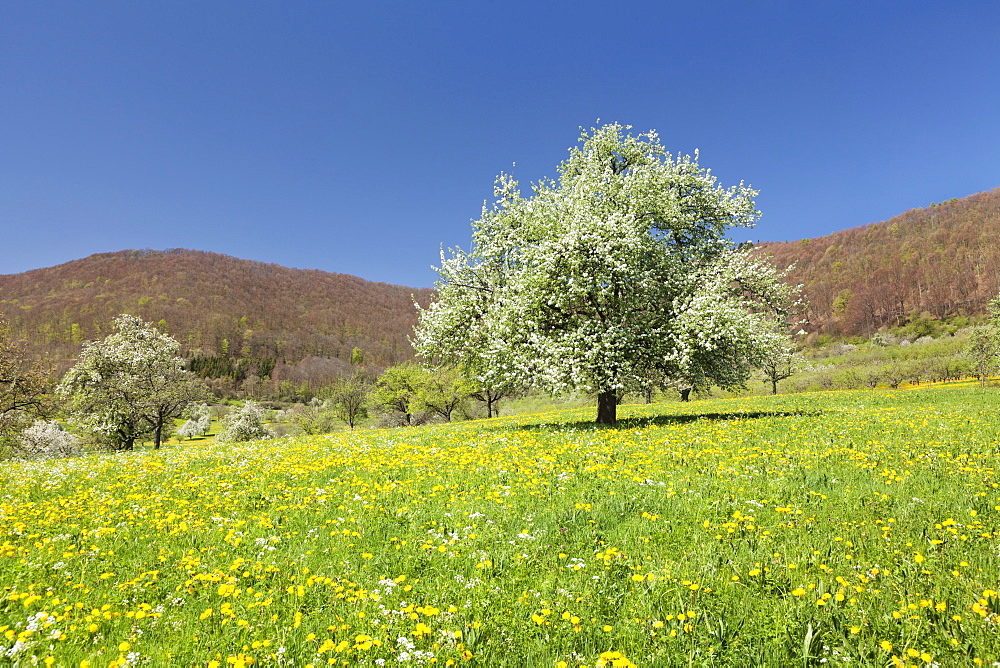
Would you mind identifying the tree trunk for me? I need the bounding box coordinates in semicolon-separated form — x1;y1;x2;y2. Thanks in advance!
679;388;691;402
596;391;617;425
644;387;653;404
154;420;163;450
771;380;778;395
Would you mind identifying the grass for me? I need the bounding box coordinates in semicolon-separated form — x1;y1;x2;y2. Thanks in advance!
2;386;1000;666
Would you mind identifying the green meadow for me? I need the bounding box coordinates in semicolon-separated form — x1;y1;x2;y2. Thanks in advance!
2;387;1000;667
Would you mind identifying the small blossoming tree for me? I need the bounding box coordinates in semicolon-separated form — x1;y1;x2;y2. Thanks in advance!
58;314;209;450
216;401;274;443
15;420;82;460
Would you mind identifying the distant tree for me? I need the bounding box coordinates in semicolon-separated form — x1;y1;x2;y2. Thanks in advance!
285;402;340;435
948;356;972;383
240;374;265;399
58;314;210;450
216;401;275;443
469;374;517;417
177;420;202;440
276;380;298;403
638;368;665;404
350;347;365;366
370;364;424;426
838;368;863;391
817;371;836;391
870;332;890;348
905;359;925;386
415;123;795;424
0;316;52;451
883;362;907;390
831;289;852;317
416;367;476;422
184;402;213;435
327;371;370;429
924;357;950;384
966;326;999;388
758;340;804;395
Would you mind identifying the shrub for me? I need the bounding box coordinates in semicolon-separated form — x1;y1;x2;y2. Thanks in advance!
377;410;433;428
870;333;890;348
15;421;83;460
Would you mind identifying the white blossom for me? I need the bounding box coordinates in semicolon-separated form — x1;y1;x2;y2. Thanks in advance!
415;123;797;422
57;315;208;449
216;401;274;443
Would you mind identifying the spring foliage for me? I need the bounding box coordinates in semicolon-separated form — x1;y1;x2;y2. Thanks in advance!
415;123;796;423
965;295;1000;387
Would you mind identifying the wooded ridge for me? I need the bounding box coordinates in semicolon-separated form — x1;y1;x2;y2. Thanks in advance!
0;249;434;371
3;186;999;372
757;187;1000;338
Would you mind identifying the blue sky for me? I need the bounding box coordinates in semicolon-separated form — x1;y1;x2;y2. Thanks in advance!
2;1;998;287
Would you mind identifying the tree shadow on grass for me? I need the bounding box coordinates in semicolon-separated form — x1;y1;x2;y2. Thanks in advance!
509;410;822;433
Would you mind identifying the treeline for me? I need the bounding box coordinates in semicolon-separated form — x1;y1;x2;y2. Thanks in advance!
188;355;277;382
757;187;1000;338
780;330;986;394
0;248;434;371
184;352;359;402
0;312;519;459
4;307;1000;461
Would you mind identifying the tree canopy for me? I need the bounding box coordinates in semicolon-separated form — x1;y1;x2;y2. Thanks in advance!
368;364;425;426
415;123;796;423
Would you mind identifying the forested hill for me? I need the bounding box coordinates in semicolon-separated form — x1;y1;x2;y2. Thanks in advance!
6;186;1000;370
757;187;1000;338
0;249;434;369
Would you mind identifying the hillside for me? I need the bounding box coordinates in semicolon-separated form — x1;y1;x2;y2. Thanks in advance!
758;187;1000;337
5;183;999;380
0;249;434;372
